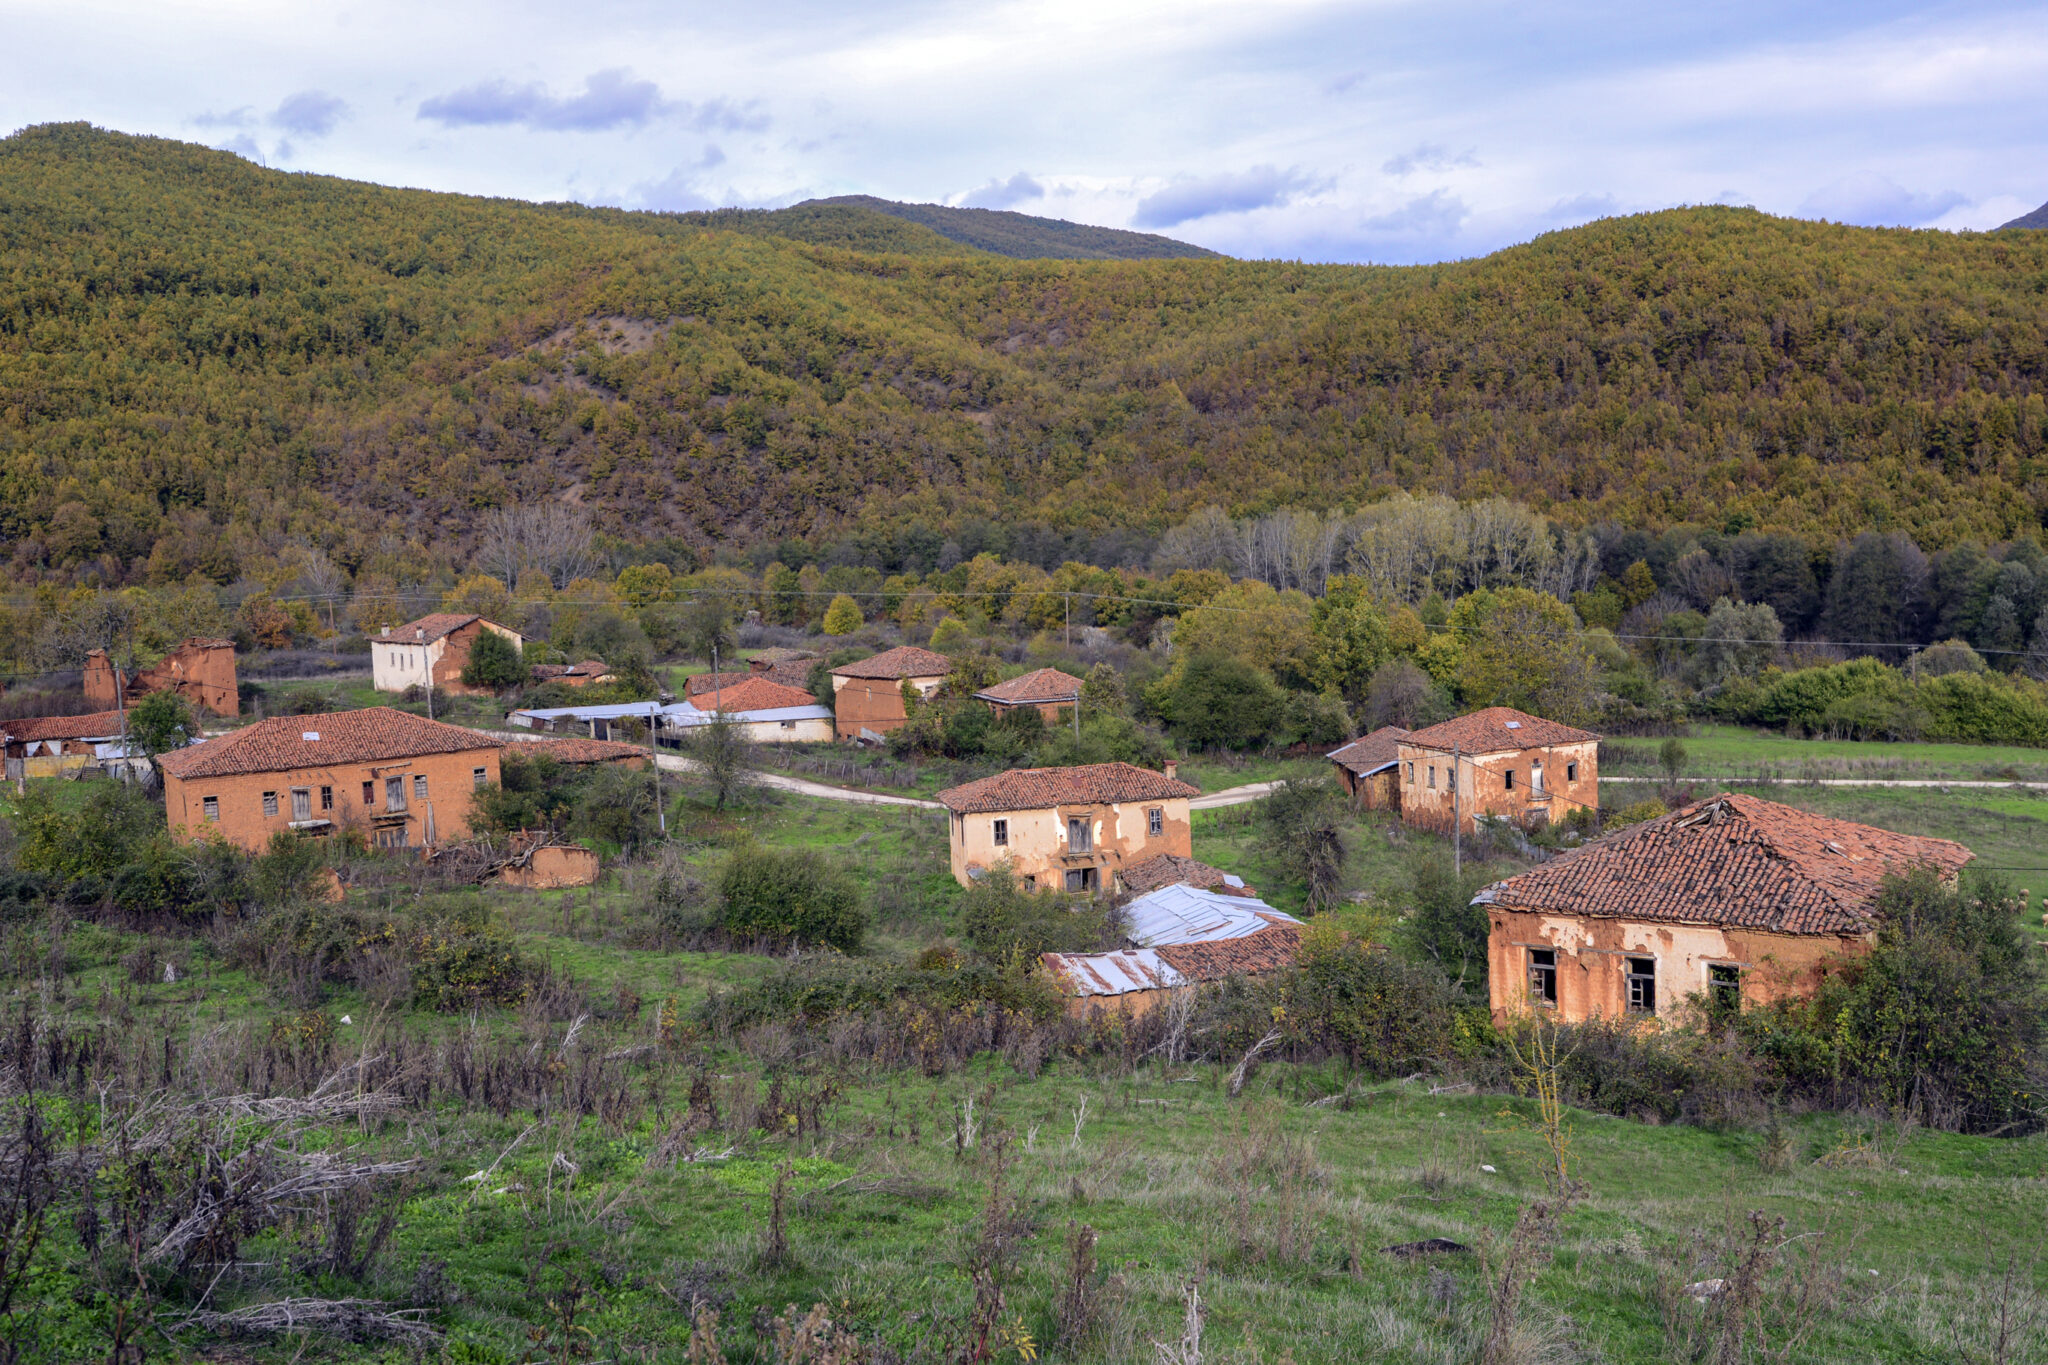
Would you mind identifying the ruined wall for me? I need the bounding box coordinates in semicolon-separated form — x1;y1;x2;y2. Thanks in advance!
1484;907;1868;1025
947;797;1193;889
164;746;502;853
830;674;943;739
84;640;238;717
1397;740;1598;834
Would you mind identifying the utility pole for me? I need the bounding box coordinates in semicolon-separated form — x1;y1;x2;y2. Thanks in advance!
1452;742;1462;876
1064;593;1071;649
418;626;433;721
650;699;665;838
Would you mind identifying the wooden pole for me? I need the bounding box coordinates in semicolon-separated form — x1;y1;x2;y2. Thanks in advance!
1452;743;1462;876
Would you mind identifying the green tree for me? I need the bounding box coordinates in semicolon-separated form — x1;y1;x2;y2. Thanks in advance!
615;561;676;607
680;712;757;811
1689;598;1783;690
717;844;866;950
682;597;735;671
1407;856;1491;989
1306;576;1395;701
127;689;196;760
1080;661;1128;717
820;593;863;635
961;865;1114;961
1170;580;1316;685
460;626;527;689
1449;587;1599;724
1151;652;1283;750
1259;776;1350;912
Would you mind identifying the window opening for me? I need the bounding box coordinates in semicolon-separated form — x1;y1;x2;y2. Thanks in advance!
1505;769;1516;791
413;774;429;800
1427;766;1436;789
262;791;278;818
1064;867;1098;894
992;818;1008;846
473;767;487;787
1708;964;1742;1015
291;788;311;822
1528;948;1558;1007
320;785;333;810
1625;956;1656;1013
362;780;375;805
1147;807;1164;837
202;796;219;823
1567;761;1578;783
1067;816;1092;853
385;776;407;812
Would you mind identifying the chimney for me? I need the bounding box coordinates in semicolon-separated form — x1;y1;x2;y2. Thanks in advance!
1163;758;1179;782
381;626;390;637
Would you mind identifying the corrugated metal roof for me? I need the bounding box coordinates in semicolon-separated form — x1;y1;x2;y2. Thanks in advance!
1040;948;1188;997
667;702;834;726
1123;883;1300;947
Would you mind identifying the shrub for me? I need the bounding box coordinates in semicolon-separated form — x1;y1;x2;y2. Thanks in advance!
717;844;867;951
460;626;527;689
1406;856;1491;989
1151;651;1283;750
960;865;1115;962
820;594;863;635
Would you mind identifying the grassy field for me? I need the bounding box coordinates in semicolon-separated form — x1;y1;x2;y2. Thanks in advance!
1602;723;2048;783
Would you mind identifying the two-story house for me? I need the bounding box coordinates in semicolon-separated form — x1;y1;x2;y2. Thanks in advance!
1396;707;1600;834
828;645;952;740
158;707;503;852
935;761;1200;892
371;614;525;695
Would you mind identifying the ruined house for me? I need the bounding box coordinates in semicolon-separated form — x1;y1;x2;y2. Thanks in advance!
84;638;238;717
370;614;525;696
1476;792;1974;1025
1396;707;1599;834
828;645;952;740
973;667;1084;725
936;760;1199;892
1040;883;1301;1015
1326;725;1410;810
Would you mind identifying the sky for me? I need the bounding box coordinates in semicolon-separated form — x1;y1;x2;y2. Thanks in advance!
3;0;2045;264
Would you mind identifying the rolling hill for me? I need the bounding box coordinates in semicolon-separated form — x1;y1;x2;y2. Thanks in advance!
2000;198;2048;230
793;195;1222;260
3;121;2048;587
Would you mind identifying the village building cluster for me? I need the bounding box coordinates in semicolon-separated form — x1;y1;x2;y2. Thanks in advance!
0;615;1981;1026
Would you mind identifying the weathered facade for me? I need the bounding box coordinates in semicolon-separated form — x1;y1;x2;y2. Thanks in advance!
1327;726;1410;810
1396;708;1599;834
1476;793;1974;1025
158;708;503;853
0;710;131;779
974;667;1084;725
529;660;616;688
84;638;238;717
371;615;525;695
828;645;951;740
936;761;1199;891
669;676;837;744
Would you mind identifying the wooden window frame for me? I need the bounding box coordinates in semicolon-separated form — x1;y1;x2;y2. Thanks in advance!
261;790;279;818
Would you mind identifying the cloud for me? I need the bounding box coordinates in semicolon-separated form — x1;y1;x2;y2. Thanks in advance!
192;107;255;129
418;68;675;131
1381;143;1479;176
1362;189;1470;237
214;134;266;165
688;98;769;134
271;90;348;138
1798;172;1967;227
960;172;1044;210
633;147;730;211
1545;193;1620;224
1132;165;1317;228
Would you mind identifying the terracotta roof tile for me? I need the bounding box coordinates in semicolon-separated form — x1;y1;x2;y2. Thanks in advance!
976;667;1084;705
1328;725;1411;774
691;677;817;713
1478;792;1975;936
1119;854;1243;896
685;671;753;696
158;707;500;780
0;710;128;743
1403;707;1598;753
938;762;1199;814
758;660;815;689
378;613;485;645
1155;922;1302;980
513;736;646;764
830;645;954;680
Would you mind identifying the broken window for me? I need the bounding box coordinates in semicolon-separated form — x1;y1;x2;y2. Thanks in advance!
1427;766;1437;789
473;767;487;787
1022;875;1036;891
262;791;279;818
1530;760;1544;794
1505;769;1516;791
1147;807;1164;837
1528;949;1558;1007
992;818;1008;846
1708;964;1742;1015
362;780;375;805
413;774;429;800
320;785;333;810
202;796;219;823
1064;867;1098;894
1625;956;1656;1013
1566;761;1578;783
1405;761;1414;783
1067;816;1092;853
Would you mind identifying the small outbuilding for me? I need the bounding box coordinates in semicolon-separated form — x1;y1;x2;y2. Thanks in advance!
974;667;1084;725
1326;726;1410;810
1041;884;1302;1015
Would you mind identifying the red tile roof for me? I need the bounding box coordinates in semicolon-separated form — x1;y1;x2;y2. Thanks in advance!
976;667;1084;705
1479;792;1975;936
1328;725;1411;774
1156;922;1302;980
157;707;500;780
0;710;128;743
684;671;753;697
377;613;484;645
513;736;646;764
1119;854;1247;896
830;645;953;680
938;762;1199;814
690;677;817;713
1403;707;1598;753
757;660;815;689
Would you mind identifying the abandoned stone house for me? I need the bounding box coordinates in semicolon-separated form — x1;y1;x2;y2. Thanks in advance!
157;707;504;853
84;637;239;717
828;645;952;740
1327;726;1411;810
973;667;1084;725
935;760;1200;892
1475;792;1974;1026
370;614;525;696
1396;707;1600;834
0;710;133;778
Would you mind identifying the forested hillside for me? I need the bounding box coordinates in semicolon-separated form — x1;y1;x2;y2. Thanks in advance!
795;194;1222;259
4;121;2048;589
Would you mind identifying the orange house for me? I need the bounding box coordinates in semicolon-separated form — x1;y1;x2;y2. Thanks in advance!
1477;793;1973;1026
1397;708;1600;834
157;707;503;852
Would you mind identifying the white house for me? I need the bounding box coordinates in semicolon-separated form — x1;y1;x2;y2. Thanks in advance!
370;614;525;695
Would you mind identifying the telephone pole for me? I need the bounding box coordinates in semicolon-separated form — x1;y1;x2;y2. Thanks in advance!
1452;743;1462;876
